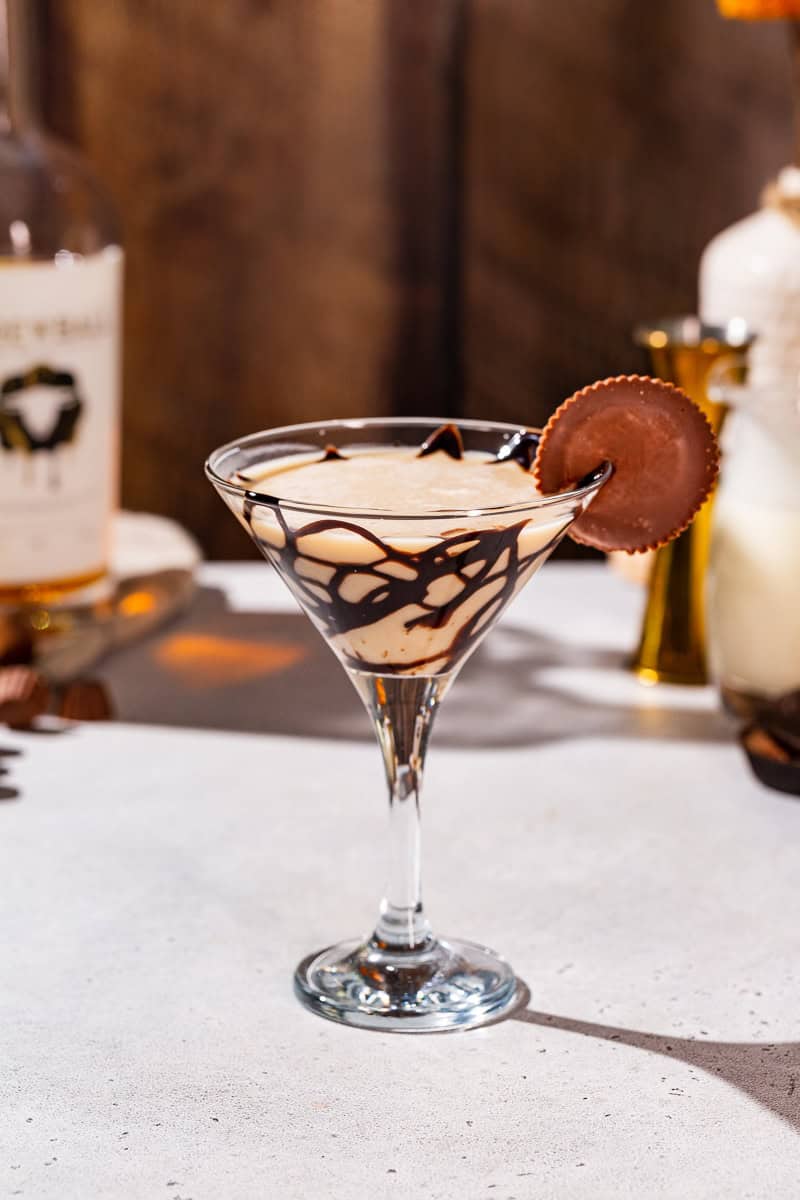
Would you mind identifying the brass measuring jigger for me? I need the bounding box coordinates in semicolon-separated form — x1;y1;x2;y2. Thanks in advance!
630;316;755;686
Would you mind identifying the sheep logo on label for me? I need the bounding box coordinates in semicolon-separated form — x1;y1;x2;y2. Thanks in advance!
0;365;84;488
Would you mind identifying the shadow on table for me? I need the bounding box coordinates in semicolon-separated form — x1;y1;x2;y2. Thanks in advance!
103;585;732;748
512;1004;800;1132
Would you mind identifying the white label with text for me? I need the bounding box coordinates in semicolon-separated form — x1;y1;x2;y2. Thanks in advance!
0;249;123;587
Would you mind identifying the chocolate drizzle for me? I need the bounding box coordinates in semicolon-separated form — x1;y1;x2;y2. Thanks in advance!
494;431;540;471
320;426;541;471
233;423;575;674
244;504;565;674
418;424;464;460
243;493;258;526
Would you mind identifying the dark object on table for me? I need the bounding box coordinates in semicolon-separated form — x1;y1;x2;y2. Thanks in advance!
0;613;33;666
0;666;50;730
760;690;800;757
0;665;114;729
741;690;800;796
58;680;114;722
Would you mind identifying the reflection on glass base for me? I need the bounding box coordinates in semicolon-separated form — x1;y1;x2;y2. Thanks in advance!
294;935;521;1033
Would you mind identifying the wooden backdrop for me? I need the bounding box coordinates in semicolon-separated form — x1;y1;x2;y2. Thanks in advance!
40;0;791;557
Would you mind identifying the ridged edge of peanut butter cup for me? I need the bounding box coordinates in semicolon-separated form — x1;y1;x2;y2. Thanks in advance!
533;374;720;553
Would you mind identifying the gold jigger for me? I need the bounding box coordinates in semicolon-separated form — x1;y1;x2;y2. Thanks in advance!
630;317;755;686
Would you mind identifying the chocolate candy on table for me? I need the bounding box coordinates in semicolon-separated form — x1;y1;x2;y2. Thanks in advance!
741;725;800;797
534;375;719;554
0;666;114;728
760;690;800;758
740;690;800;797
0;614;33;667
58;680;114;722
0;667;50;730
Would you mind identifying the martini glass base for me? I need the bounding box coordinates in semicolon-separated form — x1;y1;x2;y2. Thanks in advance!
294;936;521;1033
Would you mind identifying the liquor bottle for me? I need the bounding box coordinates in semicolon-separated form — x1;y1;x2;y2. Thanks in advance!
0;0;122;607
700;168;800;714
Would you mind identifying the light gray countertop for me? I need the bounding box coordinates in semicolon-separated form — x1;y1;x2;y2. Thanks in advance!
2;563;799;1198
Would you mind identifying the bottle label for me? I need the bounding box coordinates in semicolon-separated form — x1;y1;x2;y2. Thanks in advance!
0;249;123;588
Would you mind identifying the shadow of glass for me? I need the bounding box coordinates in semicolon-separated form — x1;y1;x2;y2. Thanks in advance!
513;1006;800;1131
101;585;732;748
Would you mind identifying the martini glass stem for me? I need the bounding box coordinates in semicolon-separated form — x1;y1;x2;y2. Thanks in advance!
352;672;452;951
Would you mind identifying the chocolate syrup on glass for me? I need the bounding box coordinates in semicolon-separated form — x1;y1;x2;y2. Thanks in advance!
241;426;567;674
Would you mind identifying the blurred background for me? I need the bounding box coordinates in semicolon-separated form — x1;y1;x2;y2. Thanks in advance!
38;0;793;558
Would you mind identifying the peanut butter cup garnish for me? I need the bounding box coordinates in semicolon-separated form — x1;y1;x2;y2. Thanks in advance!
534;375;719;553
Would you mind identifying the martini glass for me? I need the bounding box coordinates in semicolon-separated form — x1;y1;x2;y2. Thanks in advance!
206;417;610;1032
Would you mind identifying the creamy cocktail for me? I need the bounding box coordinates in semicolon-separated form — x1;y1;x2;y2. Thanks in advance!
206;389;718;1033
231;430;575;677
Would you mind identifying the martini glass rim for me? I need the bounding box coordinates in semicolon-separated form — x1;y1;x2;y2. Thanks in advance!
205;415;613;522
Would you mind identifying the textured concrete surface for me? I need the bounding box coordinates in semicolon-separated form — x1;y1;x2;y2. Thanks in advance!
2;564;800;1198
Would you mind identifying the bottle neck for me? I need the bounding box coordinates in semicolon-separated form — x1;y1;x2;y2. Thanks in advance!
0;0;41;135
